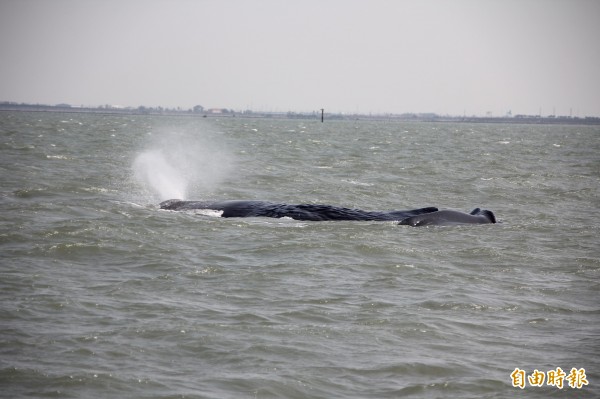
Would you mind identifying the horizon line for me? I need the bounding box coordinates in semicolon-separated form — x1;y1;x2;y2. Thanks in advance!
1;100;599;119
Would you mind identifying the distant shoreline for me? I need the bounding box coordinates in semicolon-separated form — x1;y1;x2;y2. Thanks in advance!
1;102;599;125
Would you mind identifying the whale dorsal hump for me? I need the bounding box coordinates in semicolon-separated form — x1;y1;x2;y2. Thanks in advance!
470;208;496;223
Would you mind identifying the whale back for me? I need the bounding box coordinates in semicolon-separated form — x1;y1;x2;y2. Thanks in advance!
398;208;497;226
160;199;496;226
160;199;439;221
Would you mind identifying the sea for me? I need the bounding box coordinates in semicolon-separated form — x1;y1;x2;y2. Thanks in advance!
1;111;598;398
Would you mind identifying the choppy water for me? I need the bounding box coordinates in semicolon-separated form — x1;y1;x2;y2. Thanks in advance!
1;111;598;398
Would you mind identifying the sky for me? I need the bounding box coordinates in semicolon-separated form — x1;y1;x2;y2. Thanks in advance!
1;0;599;116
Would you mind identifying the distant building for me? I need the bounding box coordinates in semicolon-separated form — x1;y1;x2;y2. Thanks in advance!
206;108;230;114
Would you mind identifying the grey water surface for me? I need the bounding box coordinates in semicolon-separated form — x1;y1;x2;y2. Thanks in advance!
1;112;598;398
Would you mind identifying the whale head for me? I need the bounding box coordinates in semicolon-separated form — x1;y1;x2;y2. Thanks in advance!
159;199;185;210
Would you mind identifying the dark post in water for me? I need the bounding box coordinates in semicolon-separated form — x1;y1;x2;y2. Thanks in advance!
321;108;324;123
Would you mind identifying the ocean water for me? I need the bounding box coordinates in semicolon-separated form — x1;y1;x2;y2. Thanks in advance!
1;111;598;398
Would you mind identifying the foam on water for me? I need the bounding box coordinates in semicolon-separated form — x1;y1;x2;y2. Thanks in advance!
190;208;224;217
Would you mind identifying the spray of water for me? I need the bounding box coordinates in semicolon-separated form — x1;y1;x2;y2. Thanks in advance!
132;128;232;202
133;150;187;200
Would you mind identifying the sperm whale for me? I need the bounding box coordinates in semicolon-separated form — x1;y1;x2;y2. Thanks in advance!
159;199;439;221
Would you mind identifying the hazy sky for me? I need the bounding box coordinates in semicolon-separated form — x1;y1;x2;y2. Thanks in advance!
1;0;599;116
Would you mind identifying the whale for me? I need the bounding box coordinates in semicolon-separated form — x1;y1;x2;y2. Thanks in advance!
160;200;497;226
397;208;496;227
159;199;439;222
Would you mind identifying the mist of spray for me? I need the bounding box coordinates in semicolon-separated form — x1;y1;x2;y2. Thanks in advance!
132;128;232;202
133;150;187;200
